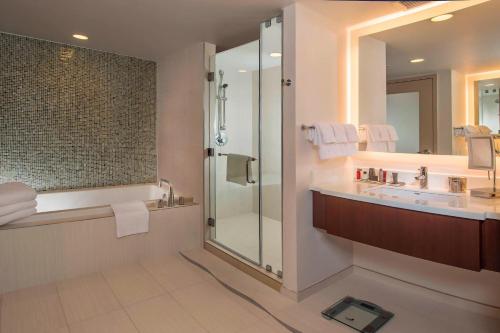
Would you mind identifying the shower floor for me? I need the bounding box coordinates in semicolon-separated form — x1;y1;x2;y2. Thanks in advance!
214;213;282;274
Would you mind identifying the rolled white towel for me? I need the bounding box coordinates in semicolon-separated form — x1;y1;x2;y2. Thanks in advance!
0;182;37;207
0;200;37;217
0;207;37;226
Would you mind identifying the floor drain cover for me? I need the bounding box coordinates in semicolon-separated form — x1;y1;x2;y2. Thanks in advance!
322;296;394;333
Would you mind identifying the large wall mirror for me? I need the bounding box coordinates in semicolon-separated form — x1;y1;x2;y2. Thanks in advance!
357;0;500;155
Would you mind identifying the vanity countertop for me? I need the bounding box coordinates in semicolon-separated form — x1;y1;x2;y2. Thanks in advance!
311;181;500;221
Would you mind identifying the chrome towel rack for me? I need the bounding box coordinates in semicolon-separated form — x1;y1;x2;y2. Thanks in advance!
218;153;257;161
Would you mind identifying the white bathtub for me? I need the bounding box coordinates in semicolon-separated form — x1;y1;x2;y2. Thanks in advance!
3;184;168;229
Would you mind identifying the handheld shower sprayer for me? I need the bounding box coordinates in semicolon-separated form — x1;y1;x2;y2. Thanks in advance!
215;70;228;146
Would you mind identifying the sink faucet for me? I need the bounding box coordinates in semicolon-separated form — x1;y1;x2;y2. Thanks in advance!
158;178;175;208
415;166;428;189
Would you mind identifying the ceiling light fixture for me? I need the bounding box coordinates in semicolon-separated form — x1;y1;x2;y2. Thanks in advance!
72;34;88;40
485;83;495;87
270;52;282;58
410;58;425;63
238;69;248;73
430;13;454;22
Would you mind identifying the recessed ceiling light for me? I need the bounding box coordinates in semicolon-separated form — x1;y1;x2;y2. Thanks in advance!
238;69;248;73
431;14;453;23
72;34;88;40
410;58;425;63
270;52;282;58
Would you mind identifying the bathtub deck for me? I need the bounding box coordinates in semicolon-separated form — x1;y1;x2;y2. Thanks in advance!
1;249;499;333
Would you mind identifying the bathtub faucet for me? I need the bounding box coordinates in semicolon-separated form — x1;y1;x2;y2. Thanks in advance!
158;179;175;208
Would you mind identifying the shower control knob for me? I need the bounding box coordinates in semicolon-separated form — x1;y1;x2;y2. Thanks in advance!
282;79;292;87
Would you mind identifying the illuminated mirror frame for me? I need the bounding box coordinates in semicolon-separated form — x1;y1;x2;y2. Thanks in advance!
347;0;491;130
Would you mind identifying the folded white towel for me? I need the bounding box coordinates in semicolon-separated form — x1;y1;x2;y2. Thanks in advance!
464;125;482;137
385;125;399;141
363;125;383;142
387;141;396;153
111;201;149;238
331;124;348;143
0;182;37;207
0;200;37;217
479;125;492;135
0;207;37;226
344;124;359;143
314;122;336;144
366;141;388;153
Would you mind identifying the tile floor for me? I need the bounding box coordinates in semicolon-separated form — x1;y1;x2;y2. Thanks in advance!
215;213;282;274
1;248;499;333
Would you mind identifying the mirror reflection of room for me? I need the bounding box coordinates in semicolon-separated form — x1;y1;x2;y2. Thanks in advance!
358;0;500;155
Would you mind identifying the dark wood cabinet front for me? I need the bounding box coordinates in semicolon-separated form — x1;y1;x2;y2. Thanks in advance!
482;219;500;272
313;192;482;271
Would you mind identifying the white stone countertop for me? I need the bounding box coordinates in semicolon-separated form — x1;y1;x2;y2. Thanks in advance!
310;181;500;221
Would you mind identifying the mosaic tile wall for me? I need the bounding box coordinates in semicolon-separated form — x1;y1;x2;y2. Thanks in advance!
0;33;157;191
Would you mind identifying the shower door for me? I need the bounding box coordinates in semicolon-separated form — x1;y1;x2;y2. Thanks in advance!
207;41;262;265
207;16;282;274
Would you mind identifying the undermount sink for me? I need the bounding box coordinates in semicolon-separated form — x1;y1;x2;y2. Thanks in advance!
363;186;461;204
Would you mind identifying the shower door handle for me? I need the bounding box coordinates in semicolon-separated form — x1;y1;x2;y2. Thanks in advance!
246;158;256;184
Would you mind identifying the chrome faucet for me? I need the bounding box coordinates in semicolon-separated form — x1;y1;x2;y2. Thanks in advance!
158;178;175;208
415;166;428;189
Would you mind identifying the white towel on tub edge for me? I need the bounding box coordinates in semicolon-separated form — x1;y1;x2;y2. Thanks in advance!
0;207;37;226
111;201;149;238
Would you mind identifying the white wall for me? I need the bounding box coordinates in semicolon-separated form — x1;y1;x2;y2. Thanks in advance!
157;43;205;204
359;36;387;125
452;70;467;155
436;70;453;155
282;2;353;294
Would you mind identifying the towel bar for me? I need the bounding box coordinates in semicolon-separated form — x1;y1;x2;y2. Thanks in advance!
301;125;315;130
217;153;257;161
301;124;366;132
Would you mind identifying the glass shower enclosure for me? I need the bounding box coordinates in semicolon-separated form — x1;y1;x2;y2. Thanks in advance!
206;16;283;276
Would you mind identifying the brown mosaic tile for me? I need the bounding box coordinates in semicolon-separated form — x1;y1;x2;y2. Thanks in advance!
0;32;157;191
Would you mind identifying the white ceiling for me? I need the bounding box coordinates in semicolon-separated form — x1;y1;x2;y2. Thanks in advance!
0;0;292;61
370;0;500;78
216;19;282;73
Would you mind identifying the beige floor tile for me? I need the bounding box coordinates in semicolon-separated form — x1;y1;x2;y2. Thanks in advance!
181;249;242;280
140;254;209;292
126;294;207;333
57;272;121;324
171;281;259;333
0;283;68;333
102;264;164;306
223;271;295;313
237;321;288;333
69;309;138;333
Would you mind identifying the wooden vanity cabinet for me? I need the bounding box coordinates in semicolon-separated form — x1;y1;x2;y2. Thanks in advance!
312;192;482;271
482;219;500;272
